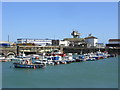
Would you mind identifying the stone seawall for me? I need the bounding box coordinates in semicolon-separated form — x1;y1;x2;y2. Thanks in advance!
63;47;120;55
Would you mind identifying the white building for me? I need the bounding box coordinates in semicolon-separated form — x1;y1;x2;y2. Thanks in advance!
59;40;69;46
85;34;98;48
17;38;52;46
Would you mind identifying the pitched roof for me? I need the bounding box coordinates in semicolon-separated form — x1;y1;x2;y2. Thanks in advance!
84;36;98;39
64;38;85;42
109;39;120;42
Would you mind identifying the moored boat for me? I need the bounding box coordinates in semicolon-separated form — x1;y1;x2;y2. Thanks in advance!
13;58;45;69
60;60;67;64
13;63;45;69
86;58;96;61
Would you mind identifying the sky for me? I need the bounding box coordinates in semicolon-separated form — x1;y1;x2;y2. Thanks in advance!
2;2;118;44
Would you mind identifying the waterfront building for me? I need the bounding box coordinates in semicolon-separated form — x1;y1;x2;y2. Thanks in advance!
108;39;120;44
0;41;14;47
52;40;69;46
17;38;52;46
96;43;105;48
59;40;69;46
64;31;87;48
106;39;120;48
84;34;98;48
64;38;87;48
52;40;59;46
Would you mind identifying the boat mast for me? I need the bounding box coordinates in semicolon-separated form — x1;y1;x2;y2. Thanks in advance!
8;35;9;42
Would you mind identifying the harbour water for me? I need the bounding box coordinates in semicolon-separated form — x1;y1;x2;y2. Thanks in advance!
2;56;118;88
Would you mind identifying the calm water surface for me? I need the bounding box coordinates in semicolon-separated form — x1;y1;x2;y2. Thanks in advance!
2;56;118;88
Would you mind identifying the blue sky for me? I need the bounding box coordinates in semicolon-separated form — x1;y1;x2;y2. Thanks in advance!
2;2;118;44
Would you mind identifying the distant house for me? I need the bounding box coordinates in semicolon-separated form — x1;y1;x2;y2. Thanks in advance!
84;34;98;48
106;39;120;48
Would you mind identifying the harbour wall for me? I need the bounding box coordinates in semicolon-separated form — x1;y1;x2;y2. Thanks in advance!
63;47;120;55
1;46;120;56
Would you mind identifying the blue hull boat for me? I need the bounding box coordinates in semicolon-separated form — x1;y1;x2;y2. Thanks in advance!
13;63;45;69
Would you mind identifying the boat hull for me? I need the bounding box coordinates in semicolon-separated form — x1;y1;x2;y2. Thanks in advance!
13;63;45;68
